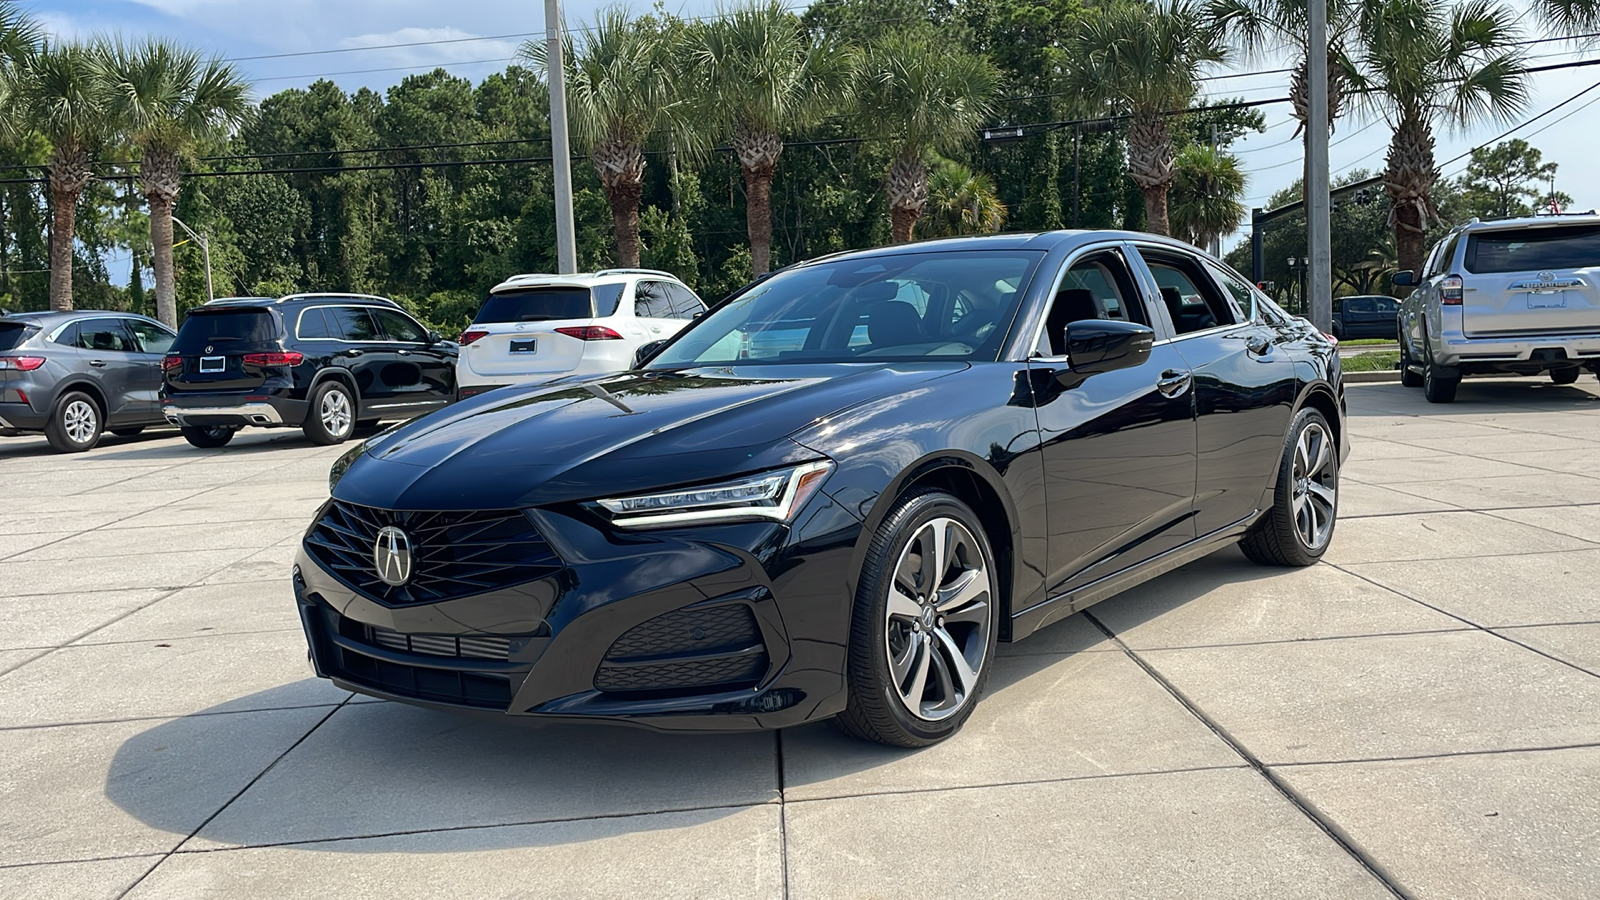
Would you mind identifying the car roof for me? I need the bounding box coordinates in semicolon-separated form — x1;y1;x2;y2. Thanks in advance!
1450;213;1600;234
490;269;686;293
777;230;1214;272
0;309;162;324
199;293;401;309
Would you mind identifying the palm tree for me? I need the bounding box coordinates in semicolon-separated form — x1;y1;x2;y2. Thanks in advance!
97;39;248;326
923;159;1007;237
1209;0;1358;142
855;32;998;243
1351;0;1528;277
1532;0;1600;33
689;1;851;275
10;40;102;313
1169;145;1247;250
1060;1;1228;238
521;8;697;268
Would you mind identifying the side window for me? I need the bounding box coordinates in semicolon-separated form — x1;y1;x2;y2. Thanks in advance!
298;307;334;339
634;281;674;318
371;308;426;342
1145;254;1239;335
667;283;706;319
329;306;379;342
76;318;137;352
50;322;80;347
1204;261;1259;323
1428;236;1460;278
1374;297;1399;313
1036;251;1147;356
592;283;625;317
125;319;176;354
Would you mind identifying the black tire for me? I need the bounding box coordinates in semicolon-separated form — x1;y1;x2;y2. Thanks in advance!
1240;408;1339;568
110;427;145;437
1550;368;1580;385
303;381;357;446
1422;333;1458;403
181;425;235;448
45;391;102;453
834;489;1000;747
1399;333;1424;388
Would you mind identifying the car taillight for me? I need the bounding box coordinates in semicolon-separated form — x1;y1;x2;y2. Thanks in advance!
0;356;45;371
1440;275;1464;305
160;355;183;372
242;351;304;366
554;326;625;341
459;329;489;345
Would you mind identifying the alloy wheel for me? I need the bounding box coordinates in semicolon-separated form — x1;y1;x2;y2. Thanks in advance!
63;399;97;445
884;517;992;721
321;390;352;437
1291;422;1337;550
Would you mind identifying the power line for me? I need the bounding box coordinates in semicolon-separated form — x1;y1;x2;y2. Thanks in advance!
253;57;516;84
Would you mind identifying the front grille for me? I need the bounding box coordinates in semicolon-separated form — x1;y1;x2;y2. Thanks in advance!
305;500;562;605
595;603;768;695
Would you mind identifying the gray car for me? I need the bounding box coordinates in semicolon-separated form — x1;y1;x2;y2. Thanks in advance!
0;310;177;452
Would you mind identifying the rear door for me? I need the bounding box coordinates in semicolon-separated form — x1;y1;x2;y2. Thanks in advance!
1460;223;1600;336
1342;297;1375;337
634;281;678;341
369;306;454;411
663;282;707;335
464;285;612;379
166;307;283;394
325;305;393;404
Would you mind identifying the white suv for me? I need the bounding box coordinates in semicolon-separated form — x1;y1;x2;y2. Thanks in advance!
455;269;708;399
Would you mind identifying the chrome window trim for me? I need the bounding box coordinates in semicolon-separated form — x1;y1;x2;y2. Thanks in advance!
294;304;430;345
1021;240;1159;360
1128;242;1245;345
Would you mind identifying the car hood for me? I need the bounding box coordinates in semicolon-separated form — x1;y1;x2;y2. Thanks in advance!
333;362;967;510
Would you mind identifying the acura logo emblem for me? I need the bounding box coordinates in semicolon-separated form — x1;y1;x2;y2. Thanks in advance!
374;526;413;586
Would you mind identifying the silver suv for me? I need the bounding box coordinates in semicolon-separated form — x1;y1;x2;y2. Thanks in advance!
1395;213;1600;402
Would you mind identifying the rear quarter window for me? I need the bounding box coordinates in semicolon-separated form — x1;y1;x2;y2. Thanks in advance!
0;322;35;351
1465;224;1600;274
172;308;281;352
475;287;601;323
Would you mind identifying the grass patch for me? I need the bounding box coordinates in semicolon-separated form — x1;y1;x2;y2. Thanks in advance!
1340;338;1396;346
1343;351;1401;372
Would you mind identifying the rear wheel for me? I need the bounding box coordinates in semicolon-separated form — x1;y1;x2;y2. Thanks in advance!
304;382;356;445
1240;408;1338;567
1422;333;1458;403
835;490;998;747
46;391;102;453
181;425;235;449
1399;333;1423;388
1550;368;1580;385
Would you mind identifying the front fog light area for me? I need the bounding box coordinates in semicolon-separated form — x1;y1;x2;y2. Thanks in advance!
596;460;833;528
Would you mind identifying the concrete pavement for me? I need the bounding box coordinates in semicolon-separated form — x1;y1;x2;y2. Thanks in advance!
2;377;1598;899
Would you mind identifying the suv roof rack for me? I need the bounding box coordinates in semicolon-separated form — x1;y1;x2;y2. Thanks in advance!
275;292;401;308
594;268;678;279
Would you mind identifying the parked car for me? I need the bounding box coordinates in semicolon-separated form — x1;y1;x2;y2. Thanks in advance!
1331;294;1400;340
1395;213;1600;402
162;293;456;448
0;310;176;452
455;269;707;400
295;230;1346;747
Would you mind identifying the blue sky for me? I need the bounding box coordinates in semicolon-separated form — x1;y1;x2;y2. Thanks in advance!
26;0;1600;263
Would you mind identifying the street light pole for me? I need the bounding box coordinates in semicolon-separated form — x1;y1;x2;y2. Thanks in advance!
170;215;213;303
1306;0;1333;333
545;0;578;275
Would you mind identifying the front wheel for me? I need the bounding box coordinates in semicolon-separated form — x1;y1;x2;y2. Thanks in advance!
181;425;235;448
1240;408;1339;567
304;382;356;445
45;391;102;453
834;490;998;747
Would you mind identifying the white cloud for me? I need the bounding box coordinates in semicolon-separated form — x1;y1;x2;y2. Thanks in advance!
337;26;523;67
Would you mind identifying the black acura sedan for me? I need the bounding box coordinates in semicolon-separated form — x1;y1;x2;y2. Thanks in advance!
295;231;1346;747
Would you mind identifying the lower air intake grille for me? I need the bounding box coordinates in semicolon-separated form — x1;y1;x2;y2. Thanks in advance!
367;625;513;661
595;603;768;695
304;500;562;605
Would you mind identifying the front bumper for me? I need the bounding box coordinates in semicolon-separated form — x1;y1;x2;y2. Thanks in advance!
163;391;305;428
292;498;864;732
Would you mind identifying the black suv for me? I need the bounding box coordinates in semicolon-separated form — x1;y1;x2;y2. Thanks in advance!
162;294;457;448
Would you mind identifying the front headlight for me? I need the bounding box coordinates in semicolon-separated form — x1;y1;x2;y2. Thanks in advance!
595;460;834;529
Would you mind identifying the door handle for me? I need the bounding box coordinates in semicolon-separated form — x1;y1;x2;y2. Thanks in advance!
345;349;363;357
1156;369;1192;398
89;359;107;367
397;349;411;356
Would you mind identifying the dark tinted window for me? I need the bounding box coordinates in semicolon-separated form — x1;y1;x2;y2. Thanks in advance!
1343;297;1374;313
1428;235;1461;277
0;321;34;351
475;287;594;323
1465;224;1600;274
592;283;625;317
1372;296;1399;312
125;319;175;354
173;308;280;352
75;318;137;352
329;306;378;342
372;308;426;342
298;307;334;339
665;283;706;319
50;322;79;347
1146;256;1238;334
634;281;675;318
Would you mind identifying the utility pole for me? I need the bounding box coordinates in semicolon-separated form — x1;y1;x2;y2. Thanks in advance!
1072;127;1081;228
545;0;578;275
1306;0;1333;333
171;215;213;303
1209;123;1221;256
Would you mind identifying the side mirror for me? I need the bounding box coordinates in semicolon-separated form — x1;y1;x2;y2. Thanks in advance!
1391;271;1416;288
633;340;665;368
1066;320;1154;375
426;330;444;345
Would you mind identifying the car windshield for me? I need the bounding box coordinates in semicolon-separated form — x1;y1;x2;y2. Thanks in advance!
476;284;624;322
1464;224;1600;274
0;321;33;351
172;308;279;352
646;249;1043;367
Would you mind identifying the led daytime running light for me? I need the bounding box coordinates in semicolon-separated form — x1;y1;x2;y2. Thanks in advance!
597;461;833;528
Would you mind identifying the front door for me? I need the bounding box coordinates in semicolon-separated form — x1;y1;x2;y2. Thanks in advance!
71;318;146;424
122;317;176;420
1031;246;1199;597
369;307;455;412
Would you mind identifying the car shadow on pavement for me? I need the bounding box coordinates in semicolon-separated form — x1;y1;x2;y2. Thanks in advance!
1349;378;1600;415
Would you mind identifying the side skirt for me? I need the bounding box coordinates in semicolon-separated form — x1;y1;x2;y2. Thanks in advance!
1007;514;1257;642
